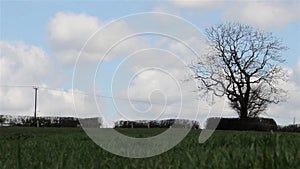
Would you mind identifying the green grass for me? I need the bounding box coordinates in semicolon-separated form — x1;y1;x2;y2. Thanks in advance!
0;127;299;169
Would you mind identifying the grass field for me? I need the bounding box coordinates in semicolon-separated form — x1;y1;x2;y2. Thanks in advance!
0;127;299;169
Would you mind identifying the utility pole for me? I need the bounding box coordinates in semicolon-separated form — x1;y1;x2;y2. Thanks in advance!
33;86;38;127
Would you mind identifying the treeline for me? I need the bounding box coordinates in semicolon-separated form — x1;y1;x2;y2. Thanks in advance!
277;124;300;132
29;117;79;127
0;115;101;128
1;115;298;132
114;119;200;129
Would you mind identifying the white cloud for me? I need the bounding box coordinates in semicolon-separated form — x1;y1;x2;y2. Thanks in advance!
0;41;57;85
261;62;300;125
223;1;300;30
48;12;101;50
292;59;300;85
168;0;225;8
164;0;300;30
38;89;101;118
0;41;100;118
48;12;100;64
48;12;147;65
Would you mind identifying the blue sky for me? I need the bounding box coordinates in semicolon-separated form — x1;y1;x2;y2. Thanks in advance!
1;1;299;65
1;1;153;47
1;1;299;126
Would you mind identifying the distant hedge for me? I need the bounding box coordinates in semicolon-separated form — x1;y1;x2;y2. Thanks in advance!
206;117;277;131
0;115;102;128
278;124;300;132
18;117;80;127
114;119;200;129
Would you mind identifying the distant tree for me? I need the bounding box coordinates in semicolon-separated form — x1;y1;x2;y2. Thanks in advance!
0;115;5;126
192;22;287;119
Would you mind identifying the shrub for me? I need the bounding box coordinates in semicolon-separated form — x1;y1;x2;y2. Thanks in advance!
206;117;277;131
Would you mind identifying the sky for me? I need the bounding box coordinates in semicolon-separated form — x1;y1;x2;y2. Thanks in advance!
0;0;299;127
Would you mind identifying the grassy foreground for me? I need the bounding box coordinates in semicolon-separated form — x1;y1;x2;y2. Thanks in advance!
0;127;299;169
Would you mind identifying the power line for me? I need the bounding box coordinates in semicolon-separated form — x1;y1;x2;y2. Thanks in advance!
0;85;299;115
0;85;34;88
0;85;232;112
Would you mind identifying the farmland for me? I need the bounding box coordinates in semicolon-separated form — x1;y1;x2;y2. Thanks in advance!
0;127;299;169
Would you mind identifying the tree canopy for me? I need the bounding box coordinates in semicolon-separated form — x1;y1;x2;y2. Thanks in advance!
192;22;287;119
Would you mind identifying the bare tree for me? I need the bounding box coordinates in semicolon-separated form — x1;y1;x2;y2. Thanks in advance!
192;23;287;119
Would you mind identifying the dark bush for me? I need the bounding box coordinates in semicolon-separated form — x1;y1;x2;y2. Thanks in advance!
206;117;277;131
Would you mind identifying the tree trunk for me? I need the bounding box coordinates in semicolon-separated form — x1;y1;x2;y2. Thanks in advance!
240;110;248;119
240;101;248;119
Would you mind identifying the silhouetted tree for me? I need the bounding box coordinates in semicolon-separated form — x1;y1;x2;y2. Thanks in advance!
0;115;5;126
192;22;287;119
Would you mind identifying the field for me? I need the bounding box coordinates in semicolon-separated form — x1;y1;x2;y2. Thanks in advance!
0;127;299;169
